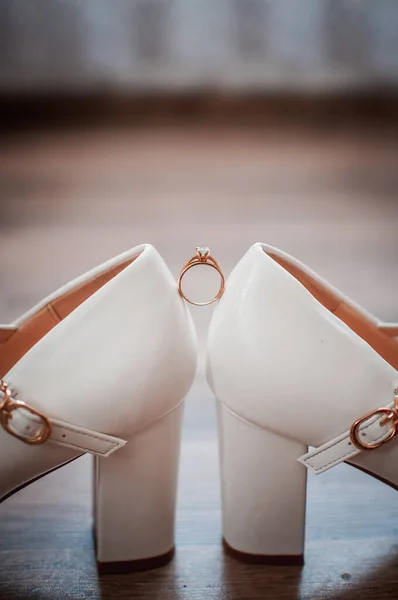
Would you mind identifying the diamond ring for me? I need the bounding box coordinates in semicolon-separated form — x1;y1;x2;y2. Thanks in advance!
178;247;225;306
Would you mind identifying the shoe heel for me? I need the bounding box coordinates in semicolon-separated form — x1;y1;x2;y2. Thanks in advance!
217;401;307;564
94;403;184;573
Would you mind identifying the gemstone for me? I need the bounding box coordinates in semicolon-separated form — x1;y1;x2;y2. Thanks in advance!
196;246;210;259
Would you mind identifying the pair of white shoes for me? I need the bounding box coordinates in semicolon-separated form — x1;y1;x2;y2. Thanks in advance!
1;243;397;572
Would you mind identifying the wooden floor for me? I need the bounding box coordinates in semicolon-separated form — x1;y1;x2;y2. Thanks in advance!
0;124;398;599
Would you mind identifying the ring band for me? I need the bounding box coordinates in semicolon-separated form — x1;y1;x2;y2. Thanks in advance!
178;247;225;306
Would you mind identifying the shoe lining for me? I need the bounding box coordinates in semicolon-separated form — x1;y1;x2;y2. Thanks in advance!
0;255;138;379
266;251;398;371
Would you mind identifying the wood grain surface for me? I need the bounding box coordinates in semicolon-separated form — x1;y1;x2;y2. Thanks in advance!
0;124;398;599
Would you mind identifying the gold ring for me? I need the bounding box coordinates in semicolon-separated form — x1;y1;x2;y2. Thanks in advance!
178;247;225;306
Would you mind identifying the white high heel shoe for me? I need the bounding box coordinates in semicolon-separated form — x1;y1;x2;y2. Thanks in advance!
207;243;398;564
0;244;197;572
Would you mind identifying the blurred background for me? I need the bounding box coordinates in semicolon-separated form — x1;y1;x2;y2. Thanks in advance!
1;2;398;598
1;0;398;91
1;0;398;342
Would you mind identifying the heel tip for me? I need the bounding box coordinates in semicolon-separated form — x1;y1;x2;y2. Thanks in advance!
223;539;304;566
97;546;175;574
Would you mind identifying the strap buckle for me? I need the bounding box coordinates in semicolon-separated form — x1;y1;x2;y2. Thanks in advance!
0;380;51;445
300;389;398;474
349;396;398;451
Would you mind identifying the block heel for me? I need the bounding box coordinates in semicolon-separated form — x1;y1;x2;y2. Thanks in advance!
217;401;307;564
94;403;184;573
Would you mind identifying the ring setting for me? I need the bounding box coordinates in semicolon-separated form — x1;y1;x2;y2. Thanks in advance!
178;247;225;306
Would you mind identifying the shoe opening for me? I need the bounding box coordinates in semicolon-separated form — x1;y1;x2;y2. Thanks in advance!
0;253;140;378
265;249;398;371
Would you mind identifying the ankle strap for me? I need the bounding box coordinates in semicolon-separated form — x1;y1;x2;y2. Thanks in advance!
0;380;126;457
299;390;398;474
